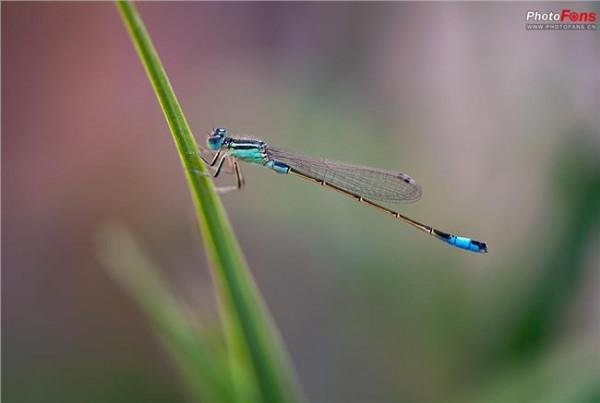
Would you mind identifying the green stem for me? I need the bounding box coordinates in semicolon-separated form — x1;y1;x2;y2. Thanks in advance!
115;2;301;402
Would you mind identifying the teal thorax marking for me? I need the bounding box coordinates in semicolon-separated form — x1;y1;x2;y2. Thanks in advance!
226;138;290;174
227;138;268;164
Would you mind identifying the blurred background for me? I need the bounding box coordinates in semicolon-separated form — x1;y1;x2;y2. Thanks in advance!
3;2;599;402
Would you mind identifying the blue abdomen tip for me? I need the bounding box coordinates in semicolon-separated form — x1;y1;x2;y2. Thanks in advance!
433;230;488;253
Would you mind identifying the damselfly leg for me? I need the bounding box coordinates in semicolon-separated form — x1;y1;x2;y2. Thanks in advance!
213;158;245;194
186;150;244;193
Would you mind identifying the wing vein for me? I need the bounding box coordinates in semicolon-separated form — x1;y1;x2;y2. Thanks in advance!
266;147;422;203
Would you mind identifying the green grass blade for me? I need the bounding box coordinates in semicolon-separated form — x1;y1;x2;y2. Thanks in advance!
115;2;301;402
97;224;234;403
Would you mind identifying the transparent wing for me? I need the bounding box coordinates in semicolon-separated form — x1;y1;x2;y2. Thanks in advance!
267;147;422;203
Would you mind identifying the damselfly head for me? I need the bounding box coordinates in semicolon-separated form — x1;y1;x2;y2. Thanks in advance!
207;127;228;150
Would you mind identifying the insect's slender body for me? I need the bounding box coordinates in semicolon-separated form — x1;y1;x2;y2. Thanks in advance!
202;128;487;253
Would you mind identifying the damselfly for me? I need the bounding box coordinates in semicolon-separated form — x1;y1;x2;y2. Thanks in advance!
197;128;487;253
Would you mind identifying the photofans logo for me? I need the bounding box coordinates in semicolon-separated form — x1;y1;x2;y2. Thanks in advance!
526;9;597;30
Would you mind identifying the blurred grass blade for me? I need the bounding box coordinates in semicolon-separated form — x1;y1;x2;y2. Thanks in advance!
97;224;234;403
115;2;301;402
485;141;600;369
462;340;600;403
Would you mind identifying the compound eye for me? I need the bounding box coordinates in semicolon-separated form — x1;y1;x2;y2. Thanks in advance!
212;127;227;137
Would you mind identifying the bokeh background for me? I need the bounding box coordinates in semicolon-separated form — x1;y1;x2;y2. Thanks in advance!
3;2;599;402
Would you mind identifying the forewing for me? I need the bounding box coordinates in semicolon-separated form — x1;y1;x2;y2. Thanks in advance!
267;147;422;203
